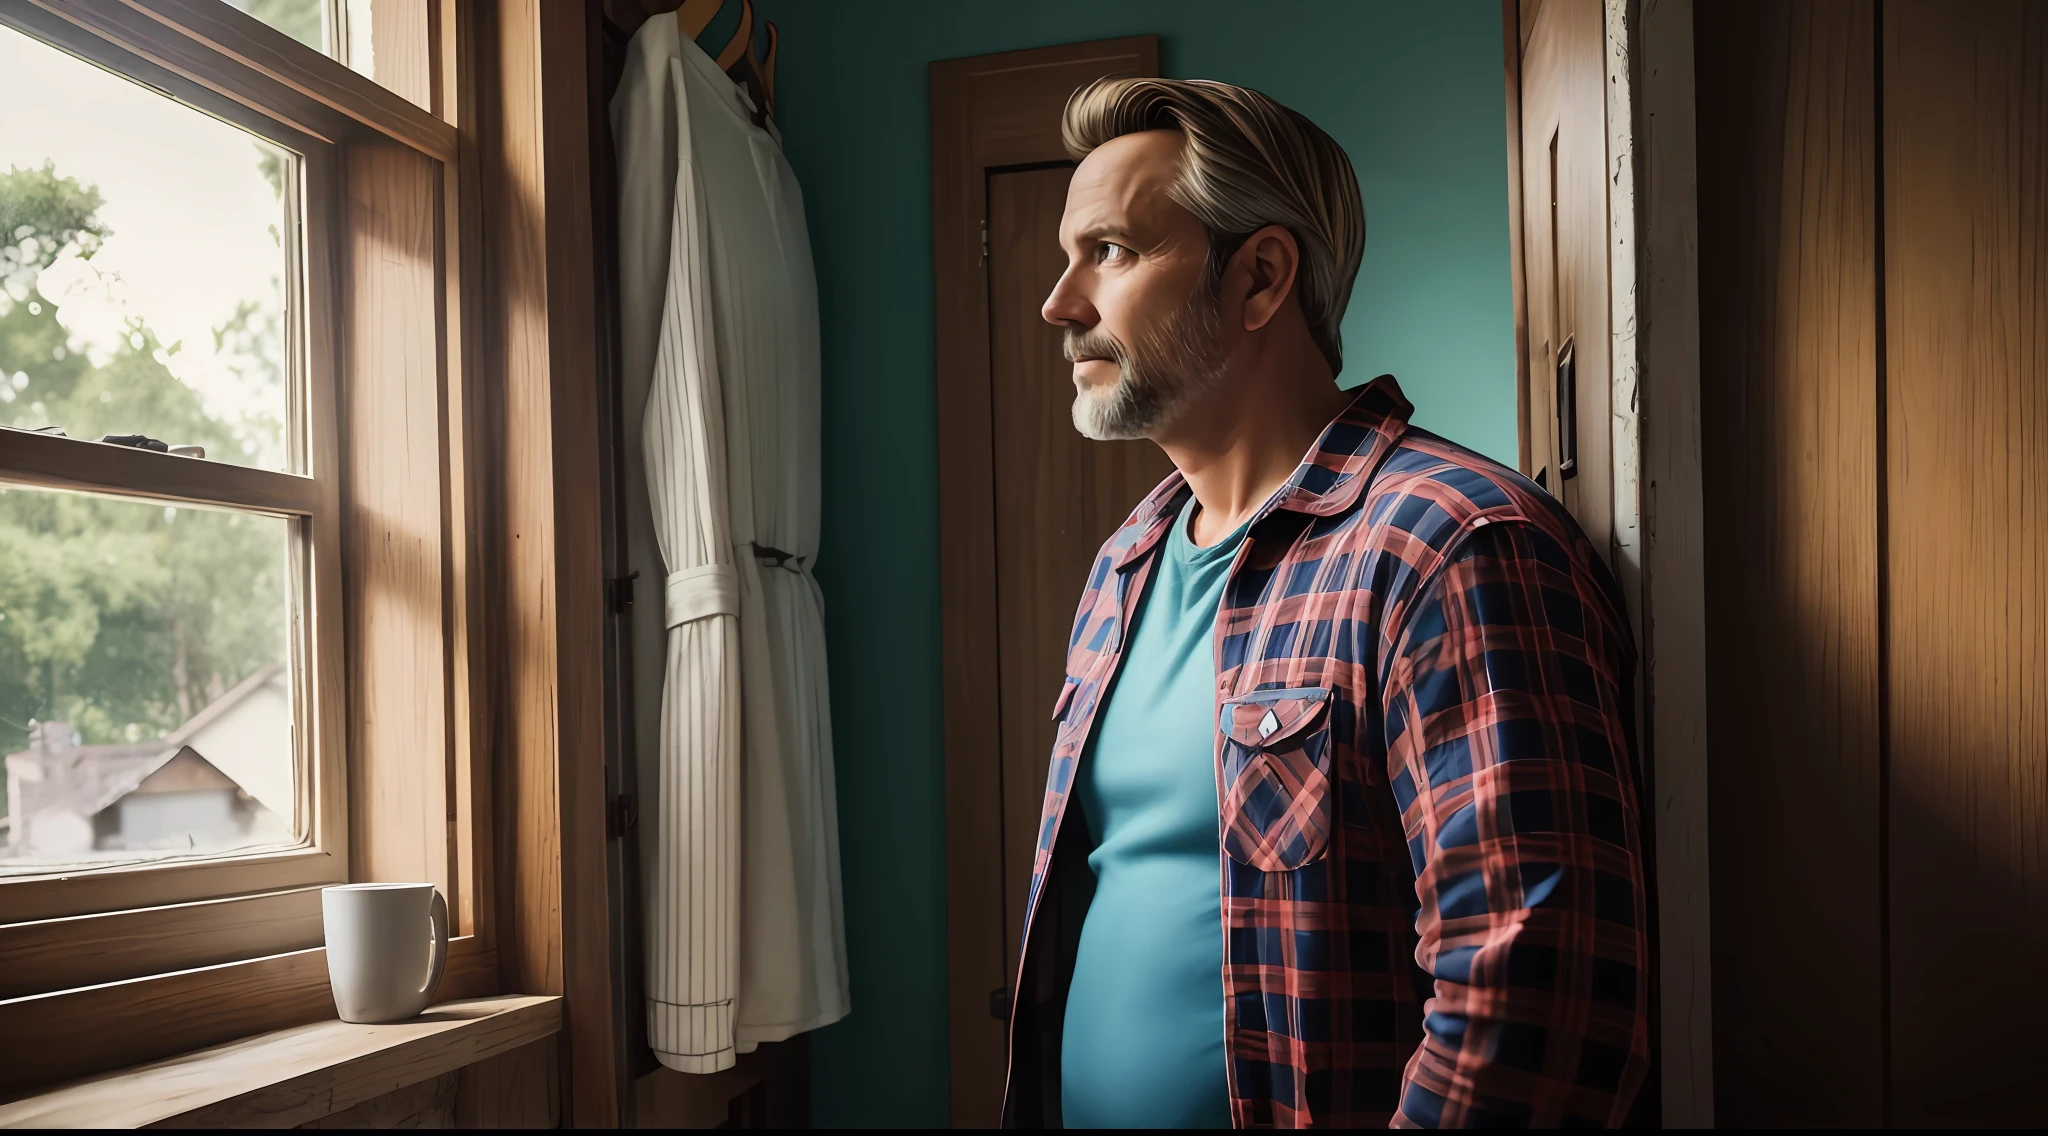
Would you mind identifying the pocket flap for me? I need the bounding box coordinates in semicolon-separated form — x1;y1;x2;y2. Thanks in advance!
1219;686;1333;749
1049;677;1080;721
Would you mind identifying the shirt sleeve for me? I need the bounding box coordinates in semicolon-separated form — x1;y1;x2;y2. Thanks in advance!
1381;519;1652;1128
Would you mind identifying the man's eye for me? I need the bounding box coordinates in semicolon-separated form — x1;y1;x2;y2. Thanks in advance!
1096;242;1129;264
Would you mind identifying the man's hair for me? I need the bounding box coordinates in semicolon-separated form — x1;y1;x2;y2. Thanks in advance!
1061;77;1365;376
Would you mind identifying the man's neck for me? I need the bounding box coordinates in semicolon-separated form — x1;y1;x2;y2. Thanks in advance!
1156;358;1352;548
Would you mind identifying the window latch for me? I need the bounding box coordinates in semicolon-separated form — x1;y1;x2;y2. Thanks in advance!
607;792;639;838
606;570;640;615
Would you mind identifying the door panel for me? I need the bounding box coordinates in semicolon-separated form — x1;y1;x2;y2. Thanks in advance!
1695;1;1886;1124
1697;0;2048;1123
986;166;1173;988
1517;0;1612;554
1883;2;2048;1123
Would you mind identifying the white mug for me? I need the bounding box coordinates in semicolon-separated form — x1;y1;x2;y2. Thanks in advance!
321;882;449;1024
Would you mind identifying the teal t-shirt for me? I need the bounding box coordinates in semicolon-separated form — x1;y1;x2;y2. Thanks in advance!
1061;498;1247;1129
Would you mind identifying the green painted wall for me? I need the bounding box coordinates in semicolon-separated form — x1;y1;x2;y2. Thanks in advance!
748;0;1514;1125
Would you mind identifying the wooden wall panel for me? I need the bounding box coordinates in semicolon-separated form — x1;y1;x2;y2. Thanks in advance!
1882;2;2048;1125
1694;1;1886;1125
364;0;433;111
454;1036;560;1127
473;0;619;1124
342;142;453;901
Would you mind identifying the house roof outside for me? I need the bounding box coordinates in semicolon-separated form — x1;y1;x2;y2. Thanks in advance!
2;662;294;835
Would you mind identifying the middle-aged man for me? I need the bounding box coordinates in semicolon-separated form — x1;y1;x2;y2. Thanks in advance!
1000;78;1651;1129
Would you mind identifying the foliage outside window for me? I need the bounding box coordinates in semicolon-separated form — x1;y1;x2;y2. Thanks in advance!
1;24;301;874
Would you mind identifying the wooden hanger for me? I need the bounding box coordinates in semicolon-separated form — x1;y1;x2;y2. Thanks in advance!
677;0;778;127
714;0;777;127
675;0;720;40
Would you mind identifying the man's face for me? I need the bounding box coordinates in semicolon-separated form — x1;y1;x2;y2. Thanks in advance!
1043;131;1228;441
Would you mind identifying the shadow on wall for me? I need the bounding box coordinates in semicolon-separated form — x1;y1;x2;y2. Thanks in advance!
748;0;1516;1125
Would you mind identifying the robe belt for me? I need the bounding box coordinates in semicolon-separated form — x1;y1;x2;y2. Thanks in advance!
662;545;810;629
664;563;738;629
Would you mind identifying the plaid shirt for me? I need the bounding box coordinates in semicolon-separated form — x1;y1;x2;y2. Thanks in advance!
1001;376;1651;1128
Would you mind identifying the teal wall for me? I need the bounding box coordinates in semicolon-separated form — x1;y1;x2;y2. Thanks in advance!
748;0;1515;1125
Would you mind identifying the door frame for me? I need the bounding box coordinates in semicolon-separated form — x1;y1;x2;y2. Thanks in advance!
927;35;1161;1128
1504;0;1713;1124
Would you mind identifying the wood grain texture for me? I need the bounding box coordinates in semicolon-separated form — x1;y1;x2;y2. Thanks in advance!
632;1036;809;1129
453;1036;558;1128
54;0;460;160
1517;0;1613;553
0;941;497;1097
0;845;339;925
473;0;619;1124
341;142;453;901
0;993;556;1129
928;36;1158;1129
0;886;323;999
1633;0;1713;1123
986;166;1173;994
1503;0;1530;474
1694;1;1884;1124
438;0;494;949
363;0;433;113
0;429;319;516
1882;2;2048;1124
299;1070;457;1127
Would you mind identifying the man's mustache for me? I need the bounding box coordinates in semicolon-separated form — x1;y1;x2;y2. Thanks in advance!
1064;327;1127;366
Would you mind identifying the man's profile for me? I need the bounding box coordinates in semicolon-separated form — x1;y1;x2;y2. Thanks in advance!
1001;77;1651;1129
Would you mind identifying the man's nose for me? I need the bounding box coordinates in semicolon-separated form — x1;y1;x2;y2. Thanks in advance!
1042;266;1094;328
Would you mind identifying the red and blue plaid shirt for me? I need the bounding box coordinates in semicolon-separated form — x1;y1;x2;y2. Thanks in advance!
1002;376;1651;1128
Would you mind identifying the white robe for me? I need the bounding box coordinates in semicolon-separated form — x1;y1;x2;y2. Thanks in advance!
611;16;850;1075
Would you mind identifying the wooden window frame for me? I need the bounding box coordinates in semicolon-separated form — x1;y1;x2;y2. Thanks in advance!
0;0;501;1096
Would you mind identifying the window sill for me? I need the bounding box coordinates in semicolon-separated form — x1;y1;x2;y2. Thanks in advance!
0;993;560;1129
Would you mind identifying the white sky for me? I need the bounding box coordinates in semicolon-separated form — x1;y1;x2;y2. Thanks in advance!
0;24;287;432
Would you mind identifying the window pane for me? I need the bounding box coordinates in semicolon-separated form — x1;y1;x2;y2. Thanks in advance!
222;0;328;54
0;25;295;472
0;484;297;876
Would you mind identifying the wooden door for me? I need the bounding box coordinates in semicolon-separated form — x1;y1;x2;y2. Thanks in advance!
986;167;1172;995
1882;1;2048;1123
929;37;1161;1127
1515;0;1612;555
1697;0;2048;1123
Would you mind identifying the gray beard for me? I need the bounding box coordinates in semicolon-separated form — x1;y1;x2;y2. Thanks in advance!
1066;286;1227;442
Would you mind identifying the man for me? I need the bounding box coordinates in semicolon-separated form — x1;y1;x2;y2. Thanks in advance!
1001;79;1651;1129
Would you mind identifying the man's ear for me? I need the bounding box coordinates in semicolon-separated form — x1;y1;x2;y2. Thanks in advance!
1233;224;1301;333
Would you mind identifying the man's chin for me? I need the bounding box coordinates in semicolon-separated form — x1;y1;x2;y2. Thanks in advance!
1072;389;1158;442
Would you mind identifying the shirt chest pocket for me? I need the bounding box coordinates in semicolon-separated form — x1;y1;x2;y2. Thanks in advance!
1218;686;1336;872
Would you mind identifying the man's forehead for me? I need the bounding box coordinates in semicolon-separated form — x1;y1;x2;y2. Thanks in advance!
1063;130;1183;237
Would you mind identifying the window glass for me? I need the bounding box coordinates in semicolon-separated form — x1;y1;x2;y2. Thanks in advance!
0;25;295;472
0;485;297;876
222;0;327;54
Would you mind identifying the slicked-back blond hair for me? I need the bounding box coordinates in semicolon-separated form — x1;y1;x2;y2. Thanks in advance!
1062;77;1365;376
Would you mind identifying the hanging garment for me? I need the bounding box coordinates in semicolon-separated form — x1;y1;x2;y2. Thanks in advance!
612;17;850;1075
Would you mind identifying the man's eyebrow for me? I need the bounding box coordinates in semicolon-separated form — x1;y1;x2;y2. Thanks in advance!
1072;224;1139;245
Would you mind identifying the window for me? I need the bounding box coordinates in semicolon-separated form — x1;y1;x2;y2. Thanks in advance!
226;0;435;112
0;0;494;1095
0;17;339;912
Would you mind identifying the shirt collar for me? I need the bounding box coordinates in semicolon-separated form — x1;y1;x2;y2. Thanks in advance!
1110;374;1415;569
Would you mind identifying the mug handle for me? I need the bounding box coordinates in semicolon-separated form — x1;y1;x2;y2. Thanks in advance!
417;888;449;1012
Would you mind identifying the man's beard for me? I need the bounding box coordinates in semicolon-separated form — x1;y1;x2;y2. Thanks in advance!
1064;283;1227;441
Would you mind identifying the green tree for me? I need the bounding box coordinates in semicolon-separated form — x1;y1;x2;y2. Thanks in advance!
0;161;286;792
